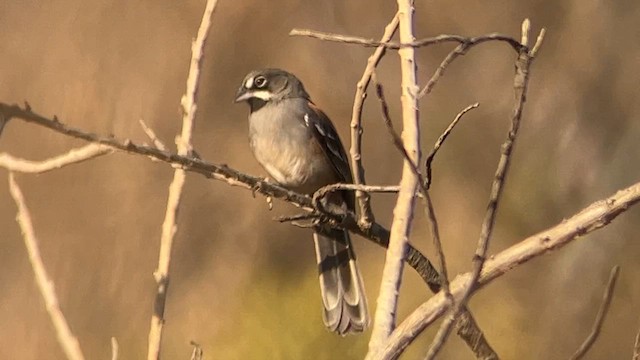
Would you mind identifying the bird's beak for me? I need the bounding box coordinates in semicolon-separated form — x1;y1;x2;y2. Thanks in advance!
234;87;252;103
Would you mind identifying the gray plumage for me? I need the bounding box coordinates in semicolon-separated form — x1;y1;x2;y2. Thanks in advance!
235;68;369;335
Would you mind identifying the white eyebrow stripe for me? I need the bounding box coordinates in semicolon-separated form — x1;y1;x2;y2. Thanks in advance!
245;76;254;88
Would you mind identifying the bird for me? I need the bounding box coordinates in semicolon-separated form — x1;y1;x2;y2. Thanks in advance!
234;68;369;335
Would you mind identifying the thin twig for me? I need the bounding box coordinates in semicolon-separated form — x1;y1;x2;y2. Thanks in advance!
366;1;422;355
190;341;203;360
0;144;112;173
8;173;86;360
348;13;400;229
429;21;544;359
633;325;640;360
371;75;450;293
111;337;119;360
315;183;407;198
289;29;523;53
419;43;467;99
569;265;620;360
139;119;168;151
0;110;8;136
425;103;479;189
276;213;321;224
376;180;640;360
147;1;219;359
373;76;498;360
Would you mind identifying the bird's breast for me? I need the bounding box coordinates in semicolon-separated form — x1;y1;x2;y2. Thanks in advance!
248;104;336;193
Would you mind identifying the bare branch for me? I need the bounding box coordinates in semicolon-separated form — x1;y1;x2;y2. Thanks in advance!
430;21;544;359
0;110;8;137
147;1;219;359
189;341;203;360
0;101;445;291
0;144;111;173
377;180;640;359
419;43;469;98
367;1;423;355
289;29;523;53
374;72;496;360
371;75;447;290
8;173;86;360
111;337;119;360
531;28;546;57
417;22;543;99
275;213;321;225
425;103;479;189
348;13;400;229
633;326;640;360
569;265;620;360
315;183;403;197
139;119;168;151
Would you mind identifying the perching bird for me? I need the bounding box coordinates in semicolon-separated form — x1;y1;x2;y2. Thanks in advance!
235;68;369;335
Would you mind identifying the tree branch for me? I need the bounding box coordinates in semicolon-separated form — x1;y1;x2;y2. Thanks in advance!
348;13;400;229
0;144;111;173
367;1;421;356
0;101;447;297
425;21;544;360
289;29;524;52
111;337;119;360
8;173;86;360
633;325;640;360
377;180;640;359
373;72;496;360
424;103;478;189
147;1;219;359
569;265;620;360
139;119;168;151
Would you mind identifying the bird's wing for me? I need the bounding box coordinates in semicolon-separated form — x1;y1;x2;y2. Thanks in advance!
305;101;355;210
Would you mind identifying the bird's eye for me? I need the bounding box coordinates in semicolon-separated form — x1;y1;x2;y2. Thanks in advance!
254;76;267;88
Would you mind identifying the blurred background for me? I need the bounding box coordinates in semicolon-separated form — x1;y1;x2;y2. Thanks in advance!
1;0;639;359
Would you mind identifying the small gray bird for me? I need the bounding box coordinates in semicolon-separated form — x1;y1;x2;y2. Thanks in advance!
235;68;369;335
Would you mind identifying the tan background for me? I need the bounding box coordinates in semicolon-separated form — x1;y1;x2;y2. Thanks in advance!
1;0;640;359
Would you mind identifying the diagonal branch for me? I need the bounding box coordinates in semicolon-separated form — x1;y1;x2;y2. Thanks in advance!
424;103;478;189
348;13;399;228
8;173;86;360
146;1;219;359
0;144;111;173
0;101;441;296
569;265;620;360
378;180;640;359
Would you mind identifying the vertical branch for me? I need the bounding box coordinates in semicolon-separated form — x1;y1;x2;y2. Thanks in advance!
146;1;219;359
434;21;544;348
349;13;399;228
367;0;421;357
111;337;119;360
633;326;640;360
8;173;86;360
374;81;495;360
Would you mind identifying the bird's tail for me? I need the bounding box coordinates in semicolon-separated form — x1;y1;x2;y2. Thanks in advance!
313;228;369;335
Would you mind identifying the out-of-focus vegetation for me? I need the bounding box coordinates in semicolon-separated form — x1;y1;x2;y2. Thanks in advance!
1;0;639;359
